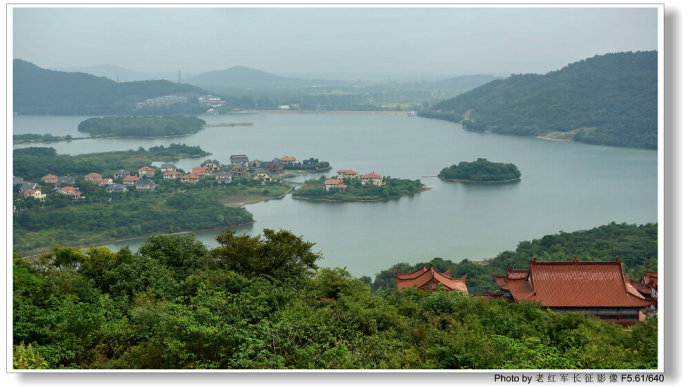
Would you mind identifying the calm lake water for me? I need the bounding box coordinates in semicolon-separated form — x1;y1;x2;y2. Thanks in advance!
13;113;658;277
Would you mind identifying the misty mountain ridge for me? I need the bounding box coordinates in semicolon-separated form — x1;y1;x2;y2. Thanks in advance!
54;64;182;83
421;51;658;149
13;59;206;115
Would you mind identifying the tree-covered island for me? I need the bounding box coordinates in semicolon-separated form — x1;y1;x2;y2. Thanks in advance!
439;158;521;183
77;116;206;137
293;173;427;202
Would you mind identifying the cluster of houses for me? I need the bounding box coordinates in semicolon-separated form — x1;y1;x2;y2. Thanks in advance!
16;154;307;203
135;95;188;109
323;170;384;192
394;259;659;326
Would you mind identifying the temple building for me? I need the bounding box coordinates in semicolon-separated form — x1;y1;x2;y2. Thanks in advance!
493;258;653;325
629;271;658;309
394;265;468;293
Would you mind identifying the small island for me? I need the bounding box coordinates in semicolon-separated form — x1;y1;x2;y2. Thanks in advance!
13;133;83;144
293;171;427;202
439;158;521;183
77;116;206;137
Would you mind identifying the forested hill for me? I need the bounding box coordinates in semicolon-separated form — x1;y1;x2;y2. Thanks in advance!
13;59;206;115
420;51;658;149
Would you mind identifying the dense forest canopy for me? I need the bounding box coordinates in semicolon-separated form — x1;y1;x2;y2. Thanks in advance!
13;226;657;369
421;51;658;149
439;158;521;182
13;59;206;115
77;116;206;137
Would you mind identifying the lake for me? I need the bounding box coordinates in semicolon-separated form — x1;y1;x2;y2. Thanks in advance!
12;112;658;277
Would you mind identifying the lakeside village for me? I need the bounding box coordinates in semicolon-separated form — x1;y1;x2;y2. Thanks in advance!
394;261;658;326
13;153;391;207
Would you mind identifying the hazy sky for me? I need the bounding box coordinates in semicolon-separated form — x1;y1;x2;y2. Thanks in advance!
12;6;658;80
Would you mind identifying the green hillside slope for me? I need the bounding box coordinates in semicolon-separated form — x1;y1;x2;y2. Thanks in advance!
420;51;658;149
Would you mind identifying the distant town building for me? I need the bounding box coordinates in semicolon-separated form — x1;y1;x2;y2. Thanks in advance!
230;155;250;168
57;175;75;186
337;170;360;180
280;156;297;166
252;170;273;183
160;163;176;172
198;95;225;107
40;174;58;184
163;170;182;180
106;184;127;193
181;174;200;183
266;158;284;174
136;95;188;109
113;169;130;180
361;172;383;187
138;166;156;178
211;171;232;183
324;179;346;191
23;188;46;202
202;159;221;172
84;173;103;182
122;176;140;186
135;179;157;191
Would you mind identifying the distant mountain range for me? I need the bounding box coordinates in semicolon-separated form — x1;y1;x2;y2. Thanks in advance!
55;64;178;83
421;51;658;149
183;66;350;95
13;59;206;115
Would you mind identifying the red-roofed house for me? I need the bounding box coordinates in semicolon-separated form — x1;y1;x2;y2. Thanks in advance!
138;166;156;178
163;170;182;180
493;259;653;325
122;175;140;186
41;174;58;184
324;179;344;191
192;167;208;177
280;156;297;166
181;174;199;183
337;170;360;180
84;173;102;182
394;266;469;293
361;172;383;187
58;186;82;199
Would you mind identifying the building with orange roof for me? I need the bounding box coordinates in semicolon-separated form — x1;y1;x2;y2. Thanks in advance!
40;174;58;184
280;156;296;166
138;166;156;178
181;174;199;183
192;167;208;177
324;178;344;191
163;170;182;180
361;172;383;187
493;258;653;325
84;172;102;182
394;265;469;293
122;175;140;186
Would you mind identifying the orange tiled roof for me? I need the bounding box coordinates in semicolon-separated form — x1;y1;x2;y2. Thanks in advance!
41;174;58;180
335;184;348;189
507;267;528;279
394;266;468;293
280;156;296;161
123;176;140;181
337;170;359;175
496;259;652;308
324;179;343;185
84;173;102;178
361;172;382;179
163;170;182;175
182;174;199;179
138;166;155;171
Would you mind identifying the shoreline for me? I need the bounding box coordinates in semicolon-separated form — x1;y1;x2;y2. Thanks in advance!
291;187;430;202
